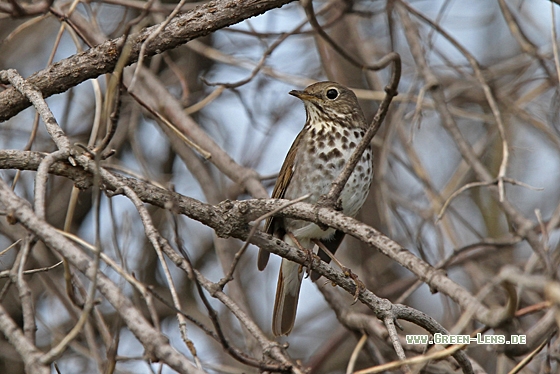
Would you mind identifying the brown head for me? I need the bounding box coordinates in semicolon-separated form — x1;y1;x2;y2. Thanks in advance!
289;81;367;129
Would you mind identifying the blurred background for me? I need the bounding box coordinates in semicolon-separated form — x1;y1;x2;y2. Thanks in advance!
1;0;560;372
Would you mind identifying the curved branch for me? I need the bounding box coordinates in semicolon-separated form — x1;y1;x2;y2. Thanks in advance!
0;149;508;330
0;0;296;122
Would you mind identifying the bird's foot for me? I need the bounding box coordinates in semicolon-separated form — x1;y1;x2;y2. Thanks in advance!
342;267;365;303
304;250;321;279
287;232;318;277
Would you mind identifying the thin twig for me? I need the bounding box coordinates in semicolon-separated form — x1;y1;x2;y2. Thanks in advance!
383;316;412;374
40;151;103;365
354;343;468;374
346;334;367;374
506;332;549;374
320;51;401;208
0;239;21;257
0;260;63;279
128;90;212;158
129;0;187;90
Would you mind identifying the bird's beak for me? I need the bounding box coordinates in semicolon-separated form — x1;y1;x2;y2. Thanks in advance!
289;90;315;101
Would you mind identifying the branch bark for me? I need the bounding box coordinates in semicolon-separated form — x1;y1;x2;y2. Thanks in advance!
0;149;511;330
0;0;295;122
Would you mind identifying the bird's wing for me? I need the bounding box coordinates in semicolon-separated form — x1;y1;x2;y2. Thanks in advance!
257;130;304;271
264;130;304;235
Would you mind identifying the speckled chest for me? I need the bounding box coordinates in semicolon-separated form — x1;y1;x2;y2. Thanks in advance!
284;122;373;231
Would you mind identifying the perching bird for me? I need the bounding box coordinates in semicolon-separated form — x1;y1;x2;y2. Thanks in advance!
258;81;373;336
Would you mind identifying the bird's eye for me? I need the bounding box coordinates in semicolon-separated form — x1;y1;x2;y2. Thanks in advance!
326;88;339;100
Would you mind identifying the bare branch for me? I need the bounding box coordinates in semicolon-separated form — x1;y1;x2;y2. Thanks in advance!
0;0;296;122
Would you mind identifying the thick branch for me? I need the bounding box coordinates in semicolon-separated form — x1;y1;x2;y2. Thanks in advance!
0;0;295;122
0;149;508;330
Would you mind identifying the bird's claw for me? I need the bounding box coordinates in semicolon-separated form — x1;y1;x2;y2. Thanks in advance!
304;250;321;278
343;267;364;304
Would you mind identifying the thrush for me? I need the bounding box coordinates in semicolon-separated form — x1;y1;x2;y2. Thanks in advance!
258;81;373;336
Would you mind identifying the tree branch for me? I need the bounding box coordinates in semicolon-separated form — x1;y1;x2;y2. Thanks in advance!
0;0;296;122
0;149;512;330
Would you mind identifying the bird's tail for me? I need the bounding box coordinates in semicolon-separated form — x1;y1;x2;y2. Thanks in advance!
272;257;303;336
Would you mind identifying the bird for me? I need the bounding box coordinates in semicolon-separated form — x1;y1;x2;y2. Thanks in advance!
257;81;373;336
